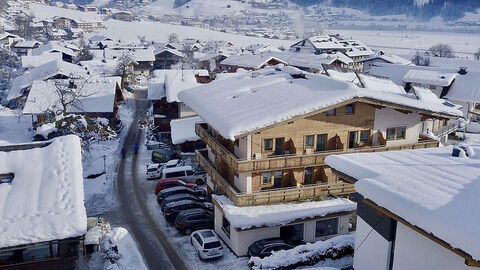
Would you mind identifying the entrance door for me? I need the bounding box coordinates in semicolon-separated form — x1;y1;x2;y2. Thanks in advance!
280;223;304;243
273;171;282;188
349;131;358;149
274;137;284;155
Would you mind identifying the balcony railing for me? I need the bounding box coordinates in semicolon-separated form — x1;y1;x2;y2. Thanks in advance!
196;123;439;173
196;149;355;207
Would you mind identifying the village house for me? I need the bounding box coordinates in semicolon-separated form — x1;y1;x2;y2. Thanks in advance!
170;116;206;153
325;144;480;270
10;40;41;56
7;60;89;109
219;54;287;72
31;42;77;62
266;51;354;72
178;65;462;256
22;77;124;129
195;52;230;73
147;69;210;139
0;32;20;48
0;135;87;270
360;51;412;72
113;11;133;22
153;48;185;70
104;47;155;76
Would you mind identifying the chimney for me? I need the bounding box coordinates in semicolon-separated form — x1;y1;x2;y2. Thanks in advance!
69;79;76;89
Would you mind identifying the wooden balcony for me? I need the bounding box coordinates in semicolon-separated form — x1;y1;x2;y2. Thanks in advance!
196;149;355;207
196;123;440;174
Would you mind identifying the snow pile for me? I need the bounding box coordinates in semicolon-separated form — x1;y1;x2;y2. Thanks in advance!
35;122;57;139
412;85;442;104
213;195;356;230
170;116;202;144
179;66;462;140
0;135;87;248
248;234;355;270
325;145;480;260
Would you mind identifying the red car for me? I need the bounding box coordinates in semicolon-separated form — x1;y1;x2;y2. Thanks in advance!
154;178;196;195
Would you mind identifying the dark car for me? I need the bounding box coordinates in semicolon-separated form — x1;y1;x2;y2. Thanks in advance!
154;178;196;195
156;186;207;205
160;193;208;212
151;148;179;163
174;208;214;235
247;238;296;258
164;200;213;221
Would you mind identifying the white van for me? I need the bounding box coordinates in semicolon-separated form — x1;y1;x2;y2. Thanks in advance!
161;165;206;185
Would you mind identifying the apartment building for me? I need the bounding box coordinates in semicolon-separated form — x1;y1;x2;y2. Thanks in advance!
178;65;462;255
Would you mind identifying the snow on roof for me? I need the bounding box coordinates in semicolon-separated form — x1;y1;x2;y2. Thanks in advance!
266;51;353;69
151;70;204;103
0;135;87;249
29;3;102;23
361;52;412;65
213;195;355;230
178;66;462;140
357;74;406;94
8;60;89;101
23;77;120;114
13;40;40;48
403;69;457;87
104;47;155;62
170;116;202;145
147;76;166;101
325;144;480;260
31;41;76;57
154;48;185;58
21;52;63;68
220;54;287;69
427;56;480;72
307;35;345;50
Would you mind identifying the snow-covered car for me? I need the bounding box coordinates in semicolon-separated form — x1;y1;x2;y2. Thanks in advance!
191;229;223;260
146;164;162;179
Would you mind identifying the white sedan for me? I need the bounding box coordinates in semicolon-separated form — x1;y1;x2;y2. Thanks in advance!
190;229;223;260
146;163;162;179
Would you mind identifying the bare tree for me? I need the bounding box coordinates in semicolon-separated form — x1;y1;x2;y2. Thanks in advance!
411;51;430;66
51;78;93;116
474;48;480;61
114;52;136;88
75;35;93;63
14;14;34;39
427;43;455;58
168;33;179;44
138;35;147;45
178;44;198;69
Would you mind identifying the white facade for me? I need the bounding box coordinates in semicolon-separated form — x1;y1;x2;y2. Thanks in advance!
373;108;421;147
353;217;393;270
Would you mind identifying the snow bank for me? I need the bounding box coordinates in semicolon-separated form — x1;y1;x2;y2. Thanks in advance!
325;145;480;260
36;122;57;139
248;234;355;270
213;195;355;230
0;135;87;248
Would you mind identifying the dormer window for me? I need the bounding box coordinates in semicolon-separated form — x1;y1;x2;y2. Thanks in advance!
0;173;14;185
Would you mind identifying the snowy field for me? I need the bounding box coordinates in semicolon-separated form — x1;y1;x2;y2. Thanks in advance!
333;29;480;59
0;109;34;145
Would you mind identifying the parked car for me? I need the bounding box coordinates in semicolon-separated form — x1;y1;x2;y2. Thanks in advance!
152;148;179;163
247;238;296;258
159;193;208;211
154;178;196;195
191;229;224;260
164;200;213;221
161;165;206;185
146;164;162;180
175;208;214;235
156;186;206;205
164;159;180;168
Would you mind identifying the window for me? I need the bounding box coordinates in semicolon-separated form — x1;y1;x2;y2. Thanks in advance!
386;126;406;141
345;104;355;115
349;131;358;149
360;130;370;143
304;167;313;185
305;135;314;148
165;171;185;178
280;223;304;242
273;170;282;188
316;134;327;151
262;172;272;184
264;139;273;151
222;216;231;237
204;241;222;249
315;218;339;238
326;109;335;116
186;170;194;176
193;233;203;245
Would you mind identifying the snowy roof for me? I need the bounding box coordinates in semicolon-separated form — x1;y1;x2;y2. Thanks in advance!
13;40;41;48
220;54;287;69
23;77;120;114
31;42;76;57
21;53;63;68
154;48;185;58
8;60;89;101
104;48;155;62
325;144;480;261
266;51;353;69
179;66;462;140
150;70;204;103
306;35;345;50
361;52;412;65
213;195;355;230
170;116;202;144
0;135;87;249
403;69;457;87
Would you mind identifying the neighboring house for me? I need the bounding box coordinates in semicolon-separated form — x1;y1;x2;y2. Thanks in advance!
219;54;287;72
7;60;89;109
47;28;68;40
104;47;155;76
153;48;185;70
196;52;230;73
0;32;20;48
170;116;206;153
113;11;132;21
22;77;124;128
325;145;480;270
10;40;41;56
360;51;412;72
267;51;354;72
147;69;210;138
21;52;63;68
178;66;461;255
88;35;114;49
31;42;77;62
0;135;87;270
